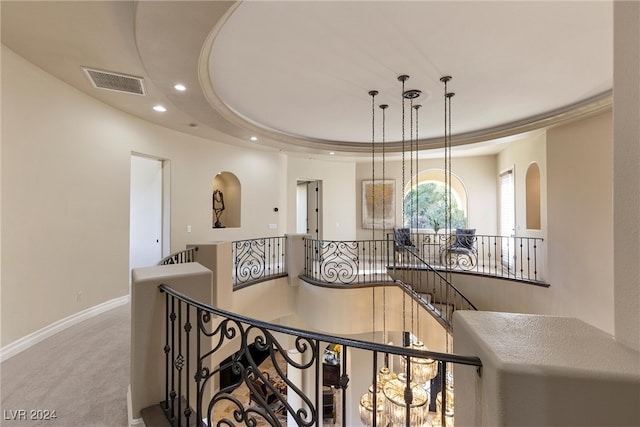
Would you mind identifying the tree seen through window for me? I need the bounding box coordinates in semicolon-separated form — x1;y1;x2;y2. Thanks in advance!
403;182;467;230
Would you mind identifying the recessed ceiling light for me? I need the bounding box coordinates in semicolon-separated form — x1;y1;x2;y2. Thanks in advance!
174;84;186;91
153;105;167;112
329;152;335;155
250;136;258;141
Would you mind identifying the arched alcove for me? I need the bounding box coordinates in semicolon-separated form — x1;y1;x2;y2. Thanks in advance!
212;171;241;228
526;162;541;230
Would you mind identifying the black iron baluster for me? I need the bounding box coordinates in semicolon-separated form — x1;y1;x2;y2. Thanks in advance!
496;236;501;277
170;296;176;423
164;292;170;412
533;239;538;280
177;301;183;427
405;352;412;427
184;304;191;426
523;237;531;279
519;238;524;279
441;361;447;427
315;339;320;426
372;351;378;427
195;308;202;427
341;346;349;427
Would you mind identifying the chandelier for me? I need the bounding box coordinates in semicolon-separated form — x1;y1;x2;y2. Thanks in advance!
401;340;438;384
358;384;385;426
432;372;455;427
383;372;430;426
358;74;455;427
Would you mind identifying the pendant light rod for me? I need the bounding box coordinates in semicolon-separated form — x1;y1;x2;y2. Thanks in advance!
369;89;378;341
380;103;388;346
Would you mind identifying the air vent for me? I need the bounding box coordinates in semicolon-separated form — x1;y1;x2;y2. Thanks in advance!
82;67;146;96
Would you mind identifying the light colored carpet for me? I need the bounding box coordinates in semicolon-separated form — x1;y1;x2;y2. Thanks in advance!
1;303;130;427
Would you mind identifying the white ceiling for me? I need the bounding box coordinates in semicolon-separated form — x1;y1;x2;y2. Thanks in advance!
1;1;613;159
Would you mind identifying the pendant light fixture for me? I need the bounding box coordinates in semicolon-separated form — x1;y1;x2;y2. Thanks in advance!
358;74;457;427
360;90;382;427
383;372;430;426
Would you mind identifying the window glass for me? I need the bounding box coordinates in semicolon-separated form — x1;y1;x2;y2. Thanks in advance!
403;176;467;230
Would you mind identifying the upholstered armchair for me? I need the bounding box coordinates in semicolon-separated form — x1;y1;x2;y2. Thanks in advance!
393;227;418;261
440;228;477;270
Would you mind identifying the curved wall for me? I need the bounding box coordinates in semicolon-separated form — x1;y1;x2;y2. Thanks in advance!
0;47;356;347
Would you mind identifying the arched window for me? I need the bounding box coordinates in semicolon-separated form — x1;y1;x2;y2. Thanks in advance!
402;169;468;230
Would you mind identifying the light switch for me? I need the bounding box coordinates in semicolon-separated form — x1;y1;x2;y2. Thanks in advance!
187;225;192;233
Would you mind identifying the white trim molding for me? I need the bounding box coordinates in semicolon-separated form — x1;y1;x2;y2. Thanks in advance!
127;385;146;427
0;295;130;362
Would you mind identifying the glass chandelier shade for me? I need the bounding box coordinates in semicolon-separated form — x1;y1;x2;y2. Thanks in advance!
359;384;386;426
383;373;430;427
358;366;396;426
433;371;455;427
401;340;439;384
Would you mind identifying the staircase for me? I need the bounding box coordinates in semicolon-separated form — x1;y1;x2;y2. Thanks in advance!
391;249;477;331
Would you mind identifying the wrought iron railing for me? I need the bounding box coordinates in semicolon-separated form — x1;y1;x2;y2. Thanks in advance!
158;246;199;265
393;250;478;330
158;283;482;427
302;237;476;331
407;232;545;283
302;238;394;285
233;236;287;289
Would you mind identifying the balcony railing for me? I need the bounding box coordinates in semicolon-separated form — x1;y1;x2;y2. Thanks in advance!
158;283;482;427
301;233;545;286
233;236;287;289
158;246;198;265
302;238;394;285
403;232;545;283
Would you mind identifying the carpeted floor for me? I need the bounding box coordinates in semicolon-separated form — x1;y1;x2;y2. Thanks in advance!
0;304;130;427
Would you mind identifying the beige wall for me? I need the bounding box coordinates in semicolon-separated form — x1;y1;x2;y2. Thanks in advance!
613;0;640;351
286;157;357;241
2;46;130;345
497;130;547;240
547;111;614;334
355;155;498;240
0;47;352;346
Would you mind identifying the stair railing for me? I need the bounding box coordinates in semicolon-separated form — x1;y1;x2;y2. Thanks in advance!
391;237;477;330
158;246;198;265
158;283;482;427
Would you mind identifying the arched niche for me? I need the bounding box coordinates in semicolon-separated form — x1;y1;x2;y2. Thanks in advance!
525;162;541;230
212;171;240;228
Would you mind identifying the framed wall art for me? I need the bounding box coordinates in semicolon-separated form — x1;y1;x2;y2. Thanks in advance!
362;179;395;229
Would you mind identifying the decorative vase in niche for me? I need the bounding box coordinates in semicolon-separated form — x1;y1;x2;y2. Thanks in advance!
212;189;225;228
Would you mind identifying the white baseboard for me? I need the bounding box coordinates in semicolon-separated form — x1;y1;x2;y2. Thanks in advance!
0;295;130;362
127;385;146;427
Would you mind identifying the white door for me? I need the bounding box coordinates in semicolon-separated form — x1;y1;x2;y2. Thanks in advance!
296;182;308;234
500;168;515;269
307;180;322;239
130;155;163;272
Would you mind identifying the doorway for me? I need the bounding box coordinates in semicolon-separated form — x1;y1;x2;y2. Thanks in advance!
297;180;322;239
130;154;169;276
500;168;515;269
